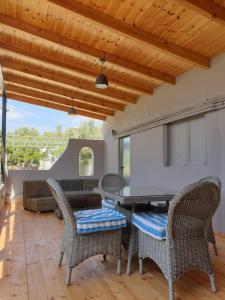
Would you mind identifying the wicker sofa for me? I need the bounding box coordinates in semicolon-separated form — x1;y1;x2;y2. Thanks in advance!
23;179;101;215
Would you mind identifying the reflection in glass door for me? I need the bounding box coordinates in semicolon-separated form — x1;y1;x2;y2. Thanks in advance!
119;136;130;185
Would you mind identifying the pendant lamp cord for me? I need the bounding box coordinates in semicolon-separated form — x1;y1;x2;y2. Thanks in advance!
100;58;105;73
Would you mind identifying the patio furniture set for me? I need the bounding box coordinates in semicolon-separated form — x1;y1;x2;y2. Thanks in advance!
24;174;221;300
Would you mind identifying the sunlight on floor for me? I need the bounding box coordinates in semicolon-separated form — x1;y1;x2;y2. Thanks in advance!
0;203;224;300
0;205;15;279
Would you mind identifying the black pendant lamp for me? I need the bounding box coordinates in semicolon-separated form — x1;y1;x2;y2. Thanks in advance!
68;107;77;116
95;58;109;89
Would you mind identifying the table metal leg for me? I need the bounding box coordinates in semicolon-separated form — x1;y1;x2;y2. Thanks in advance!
166;200;170;210
126;202;138;275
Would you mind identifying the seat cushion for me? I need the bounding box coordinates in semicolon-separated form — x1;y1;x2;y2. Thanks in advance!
132;212;168;240
101;198;117;209
75;208;127;234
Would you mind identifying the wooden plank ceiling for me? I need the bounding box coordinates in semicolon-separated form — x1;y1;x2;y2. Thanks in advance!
1;0;225;120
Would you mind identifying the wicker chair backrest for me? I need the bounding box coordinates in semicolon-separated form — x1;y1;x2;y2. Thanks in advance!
99;173;125;193
167;182;220;244
47;178;76;232
199;176;221;190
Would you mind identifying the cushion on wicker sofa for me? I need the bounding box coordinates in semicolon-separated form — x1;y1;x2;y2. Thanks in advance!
132;212;168;240
64;191;90;207
75;208;127;234
101;198;117;209
65;190;99;197
58;179;83;191
23;179;101;214
83;179;100;191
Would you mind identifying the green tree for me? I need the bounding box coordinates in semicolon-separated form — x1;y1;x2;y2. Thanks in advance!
56;125;62;137
42;130;54;137
14;127;39;136
76;121;102;139
64;127;78;138
6;145;47;169
79;147;93;176
5;121;102;170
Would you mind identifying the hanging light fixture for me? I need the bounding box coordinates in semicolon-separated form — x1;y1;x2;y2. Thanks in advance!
68;107;77;116
95;58;108;89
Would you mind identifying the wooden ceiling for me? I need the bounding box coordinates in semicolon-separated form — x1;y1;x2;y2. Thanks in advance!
1;0;225;120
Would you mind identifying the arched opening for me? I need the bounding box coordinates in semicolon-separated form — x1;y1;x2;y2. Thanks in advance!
79;147;94;176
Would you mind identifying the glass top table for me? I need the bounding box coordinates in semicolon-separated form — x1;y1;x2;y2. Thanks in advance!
94;185;176;205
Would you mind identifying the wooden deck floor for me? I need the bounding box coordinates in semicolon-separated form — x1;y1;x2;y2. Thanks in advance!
0;203;225;300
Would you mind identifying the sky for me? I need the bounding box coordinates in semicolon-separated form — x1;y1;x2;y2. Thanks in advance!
1;99;103;133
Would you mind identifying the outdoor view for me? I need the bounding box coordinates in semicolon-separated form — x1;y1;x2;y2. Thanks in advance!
0;99;103;171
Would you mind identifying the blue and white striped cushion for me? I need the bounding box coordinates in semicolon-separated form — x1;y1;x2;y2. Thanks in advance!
132;212;168;240
75;208;127;235
101;198;117;209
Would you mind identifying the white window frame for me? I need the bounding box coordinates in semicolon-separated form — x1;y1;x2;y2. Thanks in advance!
164;115;207;167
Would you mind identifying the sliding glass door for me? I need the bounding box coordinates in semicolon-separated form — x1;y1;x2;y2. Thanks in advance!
119;136;130;185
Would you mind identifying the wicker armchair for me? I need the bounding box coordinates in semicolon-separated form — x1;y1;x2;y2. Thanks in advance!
47;178;126;285
198;176;221;255
98;173;162;274
99;174;137;268
99;173;125;209
99;173;125;191
135;182;220;300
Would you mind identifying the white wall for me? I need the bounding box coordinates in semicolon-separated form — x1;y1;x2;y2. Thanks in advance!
7;139;104;196
103;52;225;233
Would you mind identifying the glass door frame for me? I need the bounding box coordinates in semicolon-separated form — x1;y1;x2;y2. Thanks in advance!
118;135;130;185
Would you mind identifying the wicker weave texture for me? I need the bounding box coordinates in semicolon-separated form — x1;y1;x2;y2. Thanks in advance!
198;176;221;253
98;173;171;274
57;179;83;191
137;181;220;300
23;180;57;212
47;178;123;285
99;173;125;193
57;179;101;217
23;179;101;213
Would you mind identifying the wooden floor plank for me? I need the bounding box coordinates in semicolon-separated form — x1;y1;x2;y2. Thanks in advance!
0;204;225;300
0;207;13;300
9;207;28;300
27;263;48;300
0;245;12;300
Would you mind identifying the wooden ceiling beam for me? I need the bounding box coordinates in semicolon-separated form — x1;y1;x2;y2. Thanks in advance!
0;13;175;85
47;0;209;68
1;53;134;104
7;92;106;121
3;68;125;111
0;42;151;95
5;82;115;116
177;0;225;26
